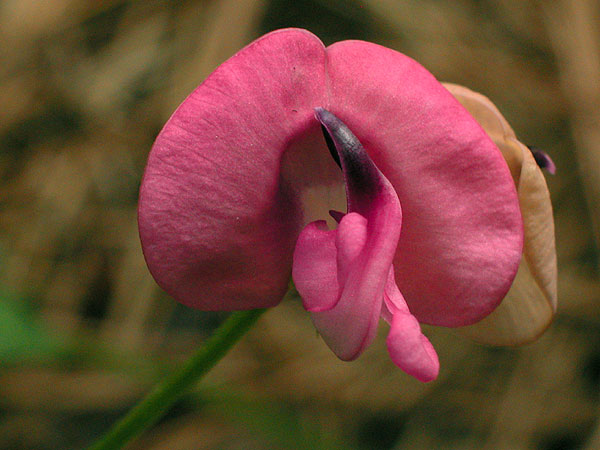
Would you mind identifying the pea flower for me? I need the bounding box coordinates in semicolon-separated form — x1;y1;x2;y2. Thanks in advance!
138;29;528;382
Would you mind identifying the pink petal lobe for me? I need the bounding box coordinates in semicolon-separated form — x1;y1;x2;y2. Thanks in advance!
310;271;384;361
326;41;523;326
138;29;328;310
384;267;440;382
335;212;368;287
292;221;340;312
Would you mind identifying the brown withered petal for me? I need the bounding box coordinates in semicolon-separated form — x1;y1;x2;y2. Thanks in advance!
443;83;557;345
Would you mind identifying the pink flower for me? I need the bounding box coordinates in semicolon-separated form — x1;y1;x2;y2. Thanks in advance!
138;29;524;382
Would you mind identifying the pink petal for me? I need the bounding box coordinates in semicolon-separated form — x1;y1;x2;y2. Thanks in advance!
305;109;403;361
445;83;557;345
335;212;368;287
326;40;523;326
292;220;339;312
311;286;382;361
384;267;440;382
292;212;371;313
460;147;556;345
138;29;329;310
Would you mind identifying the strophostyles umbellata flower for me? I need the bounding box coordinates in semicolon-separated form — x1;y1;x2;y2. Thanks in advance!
138;29;556;382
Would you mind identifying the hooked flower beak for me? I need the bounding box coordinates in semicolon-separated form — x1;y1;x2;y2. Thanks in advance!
137;29;553;382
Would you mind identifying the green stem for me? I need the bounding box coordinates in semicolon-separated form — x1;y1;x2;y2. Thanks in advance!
87;308;267;450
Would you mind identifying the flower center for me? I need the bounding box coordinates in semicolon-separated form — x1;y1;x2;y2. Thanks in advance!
291;108;440;382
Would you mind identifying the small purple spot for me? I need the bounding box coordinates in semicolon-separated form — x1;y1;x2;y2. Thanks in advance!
528;146;556;175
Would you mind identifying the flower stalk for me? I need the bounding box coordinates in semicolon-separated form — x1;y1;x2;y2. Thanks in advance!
87;308;266;450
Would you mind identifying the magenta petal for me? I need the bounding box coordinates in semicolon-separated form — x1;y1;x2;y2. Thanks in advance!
335;212;368;287
387;313;440;382
298;213;381;360
292;211;369;313
292;221;340;312
326;40;523;326
138;29;328;310
306;110;403;361
384;267;440;382
311;273;384;361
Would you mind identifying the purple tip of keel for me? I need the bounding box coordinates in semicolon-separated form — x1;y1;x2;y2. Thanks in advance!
529;146;556;175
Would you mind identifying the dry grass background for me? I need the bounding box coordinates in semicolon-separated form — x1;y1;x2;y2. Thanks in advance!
0;0;599;449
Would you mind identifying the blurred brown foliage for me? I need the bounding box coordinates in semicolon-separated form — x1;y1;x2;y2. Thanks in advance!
0;1;599;449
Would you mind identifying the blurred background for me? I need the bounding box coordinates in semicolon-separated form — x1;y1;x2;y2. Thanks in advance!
1;0;599;449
